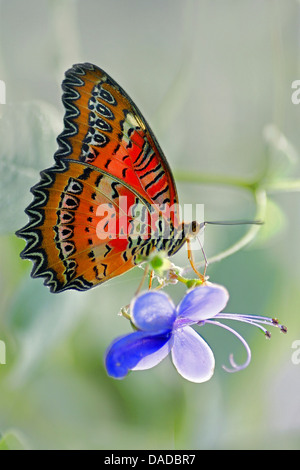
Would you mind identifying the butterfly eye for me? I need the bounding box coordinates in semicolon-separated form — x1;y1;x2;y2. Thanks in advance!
191;221;199;234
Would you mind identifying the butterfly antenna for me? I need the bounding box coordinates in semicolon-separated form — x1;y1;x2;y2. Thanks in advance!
203;219;264;227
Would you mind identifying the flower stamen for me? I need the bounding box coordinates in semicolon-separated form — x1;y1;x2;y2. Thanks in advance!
199;312;287;373
214;313;287;336
205;320;251;373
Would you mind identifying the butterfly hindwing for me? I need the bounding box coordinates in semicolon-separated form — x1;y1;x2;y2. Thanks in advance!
18;159;157;292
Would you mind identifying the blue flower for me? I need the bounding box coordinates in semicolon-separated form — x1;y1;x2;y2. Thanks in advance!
105;284;287;383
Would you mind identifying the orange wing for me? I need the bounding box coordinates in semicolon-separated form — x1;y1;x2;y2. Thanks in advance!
56;63;179;211
17;63;181;293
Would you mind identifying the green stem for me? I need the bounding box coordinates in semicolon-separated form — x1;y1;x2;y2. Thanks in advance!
181;188;267;274
206;188;267;265
173;167;298;274
266;179;300;192
173;170;258;191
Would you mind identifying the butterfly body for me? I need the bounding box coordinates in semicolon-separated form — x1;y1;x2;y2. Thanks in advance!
17;63;199;293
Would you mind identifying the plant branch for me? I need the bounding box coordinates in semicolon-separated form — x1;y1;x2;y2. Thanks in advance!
181;188;267;275
173;170;258;191
266;179;300;193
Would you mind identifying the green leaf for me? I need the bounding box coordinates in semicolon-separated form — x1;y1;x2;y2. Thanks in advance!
248;198;286;248
0;100;61;234
0;431;26;450
6;276;86;387
263;124;298;182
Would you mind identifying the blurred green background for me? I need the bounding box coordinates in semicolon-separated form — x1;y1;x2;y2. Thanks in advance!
0;0;300;450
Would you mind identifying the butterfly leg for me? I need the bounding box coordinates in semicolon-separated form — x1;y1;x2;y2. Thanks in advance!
186;238;206;283
135;264;150;296
148;269;154;289
197;234;209;279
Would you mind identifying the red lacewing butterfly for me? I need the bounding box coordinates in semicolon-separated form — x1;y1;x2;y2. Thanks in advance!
16;63;201;293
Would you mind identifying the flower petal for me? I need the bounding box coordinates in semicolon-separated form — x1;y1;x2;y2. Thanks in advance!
105;331;172;379
171;326;215;383
131;291;176;332
176;283;229;322
132;336;173;370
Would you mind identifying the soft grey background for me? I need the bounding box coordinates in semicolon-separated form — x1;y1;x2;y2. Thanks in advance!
0;0;299;450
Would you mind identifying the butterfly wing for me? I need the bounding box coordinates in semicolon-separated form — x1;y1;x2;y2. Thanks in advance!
18;159;156;292
17;63;180;292
56;63;179;211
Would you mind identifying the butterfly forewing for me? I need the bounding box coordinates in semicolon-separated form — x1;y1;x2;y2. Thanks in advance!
57;63;178;210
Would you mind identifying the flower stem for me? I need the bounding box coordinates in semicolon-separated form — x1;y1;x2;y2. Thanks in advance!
181;188;267;273
204;188;267;266
173;170;258;191
266;179;300;192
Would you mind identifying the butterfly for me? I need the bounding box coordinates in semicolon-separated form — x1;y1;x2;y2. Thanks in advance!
16;63;201;293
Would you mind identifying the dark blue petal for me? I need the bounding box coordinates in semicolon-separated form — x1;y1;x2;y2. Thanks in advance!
105;330;172;379
131;291;176;332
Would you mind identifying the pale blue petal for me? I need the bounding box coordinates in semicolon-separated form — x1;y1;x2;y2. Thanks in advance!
132;336;173;370
171;326;215;383
131;291;176;332
176;284;229;322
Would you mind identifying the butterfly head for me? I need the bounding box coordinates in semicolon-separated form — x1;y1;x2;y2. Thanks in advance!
182;220;202;240
166;221;201;257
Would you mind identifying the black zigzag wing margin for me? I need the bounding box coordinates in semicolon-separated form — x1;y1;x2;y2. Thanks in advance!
15;159;93;293
54;62;96;160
